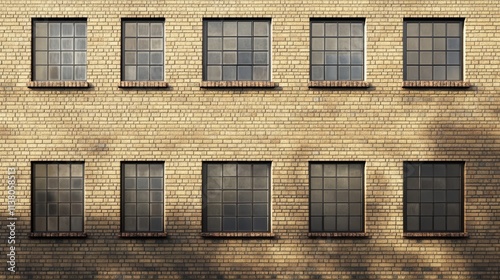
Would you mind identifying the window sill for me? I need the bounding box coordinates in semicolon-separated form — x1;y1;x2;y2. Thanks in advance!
200;81;278;88
118;232;168;238
27;81;90;88
119;81;169;88
402;81;471;88
30;232;87;238
308;81;371;88
201;232;276;238
403;232;469;238
308;232;369;238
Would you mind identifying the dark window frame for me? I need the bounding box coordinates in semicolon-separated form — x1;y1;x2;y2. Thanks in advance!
31;161;85;233
120;161;165;233
403;161;465;233
202;18;271;81
32;18;87;81
403;18;464;81
310;18;365;81
309;161;365;233
121;18;165;82
202;161;271;233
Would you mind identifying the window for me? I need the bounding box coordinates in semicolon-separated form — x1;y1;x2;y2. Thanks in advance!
310;162;364;232
122;20;164;81
203;19;270;81
121;162;164;232
404;162;464;232
203;162;271;232
32;162;84;232
32;19;87;81
310;19;364;81
404;19;463;81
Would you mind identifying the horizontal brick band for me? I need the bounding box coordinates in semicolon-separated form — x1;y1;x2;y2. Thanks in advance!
27;81;90;88
118;81;169;88
308;81;371;88
403;232;469;238
30;232;88;238
118;232;168;238
201;232;276;238
402;81;472;88
308;232;370;238
200;81;278;88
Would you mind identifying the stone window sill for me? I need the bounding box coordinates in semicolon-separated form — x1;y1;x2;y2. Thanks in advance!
403;81;471;88
200;81;278;88
403;232;469;238
118;232;168;238
27;81;90;88
30;232;87;238
308;232;369;238
308;81;371;88
119;81;169;88
201;232;276;238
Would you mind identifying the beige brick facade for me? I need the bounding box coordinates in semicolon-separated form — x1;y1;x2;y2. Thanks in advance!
0;0;499;279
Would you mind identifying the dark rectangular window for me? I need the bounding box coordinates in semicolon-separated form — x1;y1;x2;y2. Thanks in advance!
203;19;271;81
403;19;463;81
203;162;271;232
32;19;87;81
32;162;84;232
310;19;365;81
310;162;364;232
122;19;165;81
121;162;164;232
404;162;464;232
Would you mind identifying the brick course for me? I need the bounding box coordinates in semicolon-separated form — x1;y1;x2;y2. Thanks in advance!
0;0;499;279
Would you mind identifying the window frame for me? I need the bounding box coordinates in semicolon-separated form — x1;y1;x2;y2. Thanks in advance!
403;161;465;233
31;18;88;82
121;18;165;82
202;161;271;233
202;18;272;82
120;161;165;233
403;18;464;82
310;19;365;82
31;161;85;234
309;161;365;233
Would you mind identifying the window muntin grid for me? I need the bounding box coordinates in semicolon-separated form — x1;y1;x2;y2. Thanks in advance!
33;19;87;81
121;162;164;232
310;20;365;81
404;162;464;232
203;19;270;81
122;20;164;81
32;162;84;232
203;162;271;232
403;20;463;81
309;162;365;232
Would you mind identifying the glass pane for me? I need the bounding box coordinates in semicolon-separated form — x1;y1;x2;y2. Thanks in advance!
223;22;237;36
311;38;324;51
207;205;221;216
325;23;337;36
253;204;268;216
238;204;252;216
35;38;48;51
75;38;86;50
311;52;324;64
124;22;137;37
311;66;324;80
207;38;222;50
223;177;237;189
254;52;268;64
338;23;350;36
207;52;222;64
253;217;268;231
49;23;60;36
447;23;461;36
223;52;237;64
71;217;83;232
238;38;252;50
137;38;149;50
207;22;222;36
223;218;236;231
310;217;323;231
351;23;363;36
48;66;60;80
420;66;432;80
36;22;48;37
223;38;237;50
35;66;47;81
124;66;136;80
238;52;252;64
420;52;432;64
238;66;252;80
325;38;337;50
447;38;460;50
238;164;252;176
71;178;83;189
238;218;252;231
434;51;446;64
137;66;149;80
338;38;350;50
434;23;446;36
62;65;74;80
420;23;432;36
151;23;163;37
254;38;268;50
207;190;222;202
447;66;460;80
207;66;221;80
137;217;149;231
407;38;419;51
253;66;268;80
150;66;163;80
311;23;324;36
406;23;419;36
124;217;136;231
447;52;460;65
223;191;236;203
151;38;163;50
75;23;86;37
137;23;149;37
351;66;363;80
254;22;268;36
207;217;221;231
150;217;163;232
137;203;149;216
325;52;337;64
253;191;268;203
238;22;252;36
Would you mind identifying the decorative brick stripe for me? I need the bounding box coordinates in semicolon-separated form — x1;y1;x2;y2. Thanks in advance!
308;81;371;88
27;81;90;88
200;81;278;88
118;232;168;238
201;232;276;238
402;81;472;88
29;232;88;238
403;232;469;238
118;81;169;88
308;232;370;238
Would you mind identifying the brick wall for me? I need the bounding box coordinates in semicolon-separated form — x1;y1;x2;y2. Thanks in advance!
0;0;499;279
